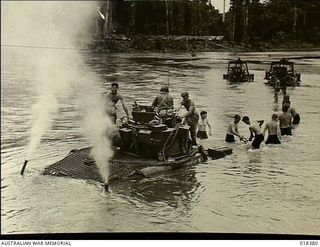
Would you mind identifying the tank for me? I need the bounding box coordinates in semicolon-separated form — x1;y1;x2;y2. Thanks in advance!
42;102;232;183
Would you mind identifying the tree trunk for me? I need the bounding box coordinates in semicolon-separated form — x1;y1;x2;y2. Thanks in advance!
165;0;169;37
104;0;113;37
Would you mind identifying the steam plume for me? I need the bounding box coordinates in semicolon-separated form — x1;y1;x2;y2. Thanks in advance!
2;1;114;180
79;76;115;182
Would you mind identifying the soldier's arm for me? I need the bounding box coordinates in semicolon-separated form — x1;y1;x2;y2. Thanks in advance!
152;96;158;108
120;97;129;116
207;120;212;135
263;123;268;137
277;124;282;140
182;101;195;118
249;127;254;141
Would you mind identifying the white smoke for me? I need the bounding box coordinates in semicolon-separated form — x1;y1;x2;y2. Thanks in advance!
1;1;94;48
78;74;115;183
2;1;114;181
26;92;59;160
26;50;77;159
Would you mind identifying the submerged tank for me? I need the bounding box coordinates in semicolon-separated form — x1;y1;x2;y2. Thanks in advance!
42;102;232;183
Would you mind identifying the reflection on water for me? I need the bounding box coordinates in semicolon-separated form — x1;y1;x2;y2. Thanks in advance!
110;166;201;211
1;51;320;234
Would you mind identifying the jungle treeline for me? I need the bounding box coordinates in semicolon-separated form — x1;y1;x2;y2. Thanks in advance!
98;0;320;44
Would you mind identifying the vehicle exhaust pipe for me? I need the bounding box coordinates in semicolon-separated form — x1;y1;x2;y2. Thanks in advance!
104;183;109;192
20;160;29;175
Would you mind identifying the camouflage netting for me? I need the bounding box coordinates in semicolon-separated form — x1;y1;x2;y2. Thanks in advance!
42;146;229;183
42;147;143;183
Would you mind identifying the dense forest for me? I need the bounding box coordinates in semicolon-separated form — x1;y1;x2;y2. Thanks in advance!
230;0;320;43
96;0;320;44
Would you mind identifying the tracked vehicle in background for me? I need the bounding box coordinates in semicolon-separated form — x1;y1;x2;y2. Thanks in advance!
264;58;301;86
223;58;254;83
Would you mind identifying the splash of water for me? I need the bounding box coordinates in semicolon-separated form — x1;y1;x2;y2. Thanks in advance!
2;1;114;179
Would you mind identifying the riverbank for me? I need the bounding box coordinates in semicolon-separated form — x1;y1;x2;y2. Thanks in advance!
86;35;320;53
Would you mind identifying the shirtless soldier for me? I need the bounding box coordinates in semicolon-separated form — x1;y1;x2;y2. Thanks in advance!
225;114;246;143
263;113;281;144
107;82;129;124
242;116;264;149
279;106;293;136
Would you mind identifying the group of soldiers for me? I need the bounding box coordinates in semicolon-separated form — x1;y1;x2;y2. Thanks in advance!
106;81;300;150
106;83;201;146
225;92;300;149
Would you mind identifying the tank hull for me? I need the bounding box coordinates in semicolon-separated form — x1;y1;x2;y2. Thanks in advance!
42;147;206;183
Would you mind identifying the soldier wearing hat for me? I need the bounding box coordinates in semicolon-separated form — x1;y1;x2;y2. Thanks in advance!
152;86;174;116
179;92;199;146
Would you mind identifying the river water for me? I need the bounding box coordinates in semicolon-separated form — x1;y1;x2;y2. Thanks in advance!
1;50;320;235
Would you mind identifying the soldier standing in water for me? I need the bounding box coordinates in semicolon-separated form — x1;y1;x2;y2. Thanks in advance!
225;114;246;143
279;106;293;136
263;113;282;144
107;82;129;124
242;116;264;149
179;92;199;146
282;95;300;125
